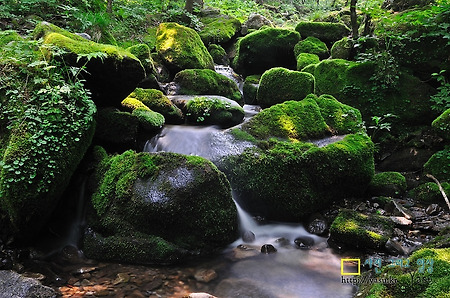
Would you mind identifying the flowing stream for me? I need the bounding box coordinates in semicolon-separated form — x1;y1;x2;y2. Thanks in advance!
143;120;356;298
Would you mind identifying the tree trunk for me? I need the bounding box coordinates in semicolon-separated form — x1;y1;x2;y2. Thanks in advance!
107;0;113;13
350;0;358;39
185;0;194;13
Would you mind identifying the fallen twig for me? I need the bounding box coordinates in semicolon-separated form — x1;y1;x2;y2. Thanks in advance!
426;174;450;211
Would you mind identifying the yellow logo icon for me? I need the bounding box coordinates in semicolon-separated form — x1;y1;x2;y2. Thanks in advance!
341;258;360;275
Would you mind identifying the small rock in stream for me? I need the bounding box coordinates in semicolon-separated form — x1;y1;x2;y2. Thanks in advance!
194;269;217;283
294;236;315;249
260;244;277;254
426;204;442;216
385;239;408;256
306;214;328;236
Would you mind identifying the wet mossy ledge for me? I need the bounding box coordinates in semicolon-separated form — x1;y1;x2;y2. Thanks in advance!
221;95;373;221
84;148;238;264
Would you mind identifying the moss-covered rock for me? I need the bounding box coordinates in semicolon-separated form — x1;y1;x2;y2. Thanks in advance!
132;108;165;131
0;37;97;238
432;108;450;141
173;69;243;105
367;171;407;197
199;15;241;45
243;95;363;141
156;22;214;74
424;148;450;182
208;44;229;65
0;30;23;46
295;21;350;45
243;75;260;105
330;37;353;59
257;67;315;109
329;209;394;249
408;182;450;203
94;108;139;152
358;248;450;297
123;88;184;124
185;96;244;128
309;59;436;126
296;53;320;71
83;149;238;264
35;22;145;107
221;134;374;221
294;36;329;59
232;28;300;76
126;43;156;77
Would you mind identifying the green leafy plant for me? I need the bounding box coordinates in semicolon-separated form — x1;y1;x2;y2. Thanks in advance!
430;70;450;113
367;113;397;140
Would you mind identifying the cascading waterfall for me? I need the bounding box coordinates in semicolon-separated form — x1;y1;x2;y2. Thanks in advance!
143;121;355;298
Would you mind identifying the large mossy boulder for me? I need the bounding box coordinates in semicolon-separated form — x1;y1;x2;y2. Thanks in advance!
295;21;350;45
432;108;450;141
367;171;407;198
34;22;145;108
220;95;373;221
184;96;244;128
424;148;450;182
83;148;238;264
296;53;320;71
257;67;315;108
156;22;214;75
173;69;243;105
126;43;156;77
199;15;241;45
305;59;436;126
408;182;450;203
0;34;97;238
329;209;394;249
294;36;329;59
232;28;300;77
122;88;184;124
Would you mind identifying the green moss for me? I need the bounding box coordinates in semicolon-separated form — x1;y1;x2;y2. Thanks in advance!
88;150;238;263
0;30;23;46
296;53;320;71
233;27;300;76
243;98;329;141
424;148;450;182
314;94;363;134
221;134;374;221
126;43;155;76
432;108;450;140
330;209;394;249
185;96;244;128
331;37;353;59
294;21;350;44
294;36;329;59
243;74;260;105
33;21;86;42
409;182;450;203
313;59;357;95
229;128;257;143
121;97;150;112
156;22;214;72
174;69;243;105
199;15;241;45
368;171;407;197
124;88;184;124
143;27;157;51
132;108;165;131
208;44;229;65
43;32;137;60
95;108;139;147
257;67;315;109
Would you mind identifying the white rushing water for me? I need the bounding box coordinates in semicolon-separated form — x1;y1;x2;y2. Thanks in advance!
144;119;355;298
